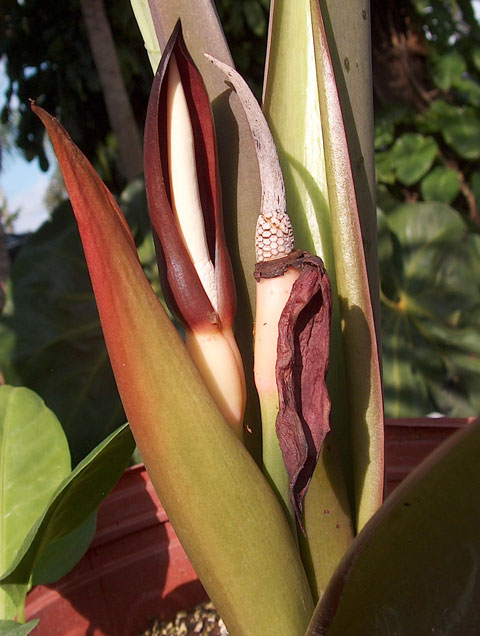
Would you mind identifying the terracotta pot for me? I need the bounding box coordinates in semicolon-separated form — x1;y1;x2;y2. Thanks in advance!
25;465;207;636
25;418;471;634
384;417;472;495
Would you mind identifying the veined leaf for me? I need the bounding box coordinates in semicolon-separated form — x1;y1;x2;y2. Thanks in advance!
0;386;70;619
1;424;134;613
380;202;480;417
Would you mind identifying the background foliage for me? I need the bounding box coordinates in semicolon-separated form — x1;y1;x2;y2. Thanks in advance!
373;0;480;416
0;0;479;466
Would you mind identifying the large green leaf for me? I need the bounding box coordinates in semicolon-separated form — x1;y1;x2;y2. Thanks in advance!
380;202;480;416
389;133;438;186
0;386;70;619
423;100;480;160
420;166;461;203
307;418;480;635
0;424;134;613
0;181;151;465
31;512;97;586
0;620;39;636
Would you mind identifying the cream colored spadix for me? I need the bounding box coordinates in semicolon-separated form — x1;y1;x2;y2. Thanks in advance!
164;52;246;438
167;55;218;312
206;53;299;529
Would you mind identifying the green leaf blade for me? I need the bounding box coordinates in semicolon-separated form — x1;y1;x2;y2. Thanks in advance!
309;0;384;531
390;133;438;186
0;386;71;575
420;167;461;203
31;513;97;586
1;424;134;585
0;386;70;619
0;620;39;636
308;419;480;635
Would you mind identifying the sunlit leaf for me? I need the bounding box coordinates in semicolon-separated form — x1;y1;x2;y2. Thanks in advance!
1;424;134;613
389;133;438;186
0;386;70;619
420;166;461;203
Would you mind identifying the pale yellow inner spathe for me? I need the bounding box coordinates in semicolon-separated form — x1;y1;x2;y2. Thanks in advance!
167;55;218;311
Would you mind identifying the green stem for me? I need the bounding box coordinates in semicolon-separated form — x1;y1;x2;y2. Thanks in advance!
260;392;298;541
16;599;26;624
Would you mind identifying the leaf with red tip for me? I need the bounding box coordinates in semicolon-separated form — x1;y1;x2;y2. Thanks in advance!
32;101;314;636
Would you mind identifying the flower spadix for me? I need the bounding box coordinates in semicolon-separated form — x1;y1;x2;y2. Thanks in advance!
207;55;332;531
144;24;245;437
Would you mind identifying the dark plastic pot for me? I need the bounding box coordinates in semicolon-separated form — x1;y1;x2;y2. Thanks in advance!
25;418;470;634
25;465;207;636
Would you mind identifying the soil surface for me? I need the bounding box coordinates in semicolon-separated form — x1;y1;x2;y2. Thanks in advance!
140;601;229;636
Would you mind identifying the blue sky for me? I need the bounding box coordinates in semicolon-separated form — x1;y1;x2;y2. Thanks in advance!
0;59;54;233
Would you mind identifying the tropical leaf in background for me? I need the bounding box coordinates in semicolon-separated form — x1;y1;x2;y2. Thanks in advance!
374;1;480;416
379;201;480;417
0;180;157;465
0;386;134;621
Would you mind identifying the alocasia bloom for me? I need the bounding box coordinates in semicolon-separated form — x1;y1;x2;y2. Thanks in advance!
31;99;314;635
206;55;333;532
30;16;338;633
143;23;246;437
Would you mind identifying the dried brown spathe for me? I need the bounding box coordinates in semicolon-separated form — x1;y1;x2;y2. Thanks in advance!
255;251;332;529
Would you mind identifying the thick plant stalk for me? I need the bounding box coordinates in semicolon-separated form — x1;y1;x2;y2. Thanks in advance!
207;57;334;552
261;1;356;598
310;0;384;530
205;53;299;527
254;265;300;528
323;0;380;339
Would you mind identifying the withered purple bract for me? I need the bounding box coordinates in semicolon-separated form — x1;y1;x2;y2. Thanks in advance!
144;22;236;333
255;251;332;529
